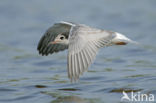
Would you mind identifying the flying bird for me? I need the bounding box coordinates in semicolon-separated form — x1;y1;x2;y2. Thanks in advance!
37;21;135;82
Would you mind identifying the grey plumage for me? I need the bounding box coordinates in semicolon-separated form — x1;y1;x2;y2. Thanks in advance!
37;22;71;55
37;21;134;82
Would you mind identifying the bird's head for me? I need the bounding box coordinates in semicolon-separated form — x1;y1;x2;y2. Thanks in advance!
50;34;69;45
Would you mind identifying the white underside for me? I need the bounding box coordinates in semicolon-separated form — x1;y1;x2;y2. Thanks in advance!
111;32;138;44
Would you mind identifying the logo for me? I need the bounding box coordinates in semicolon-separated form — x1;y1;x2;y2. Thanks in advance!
121;91;155;102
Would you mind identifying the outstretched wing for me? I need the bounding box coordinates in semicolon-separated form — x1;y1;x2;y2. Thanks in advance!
37;22;72;56
67;26;115;81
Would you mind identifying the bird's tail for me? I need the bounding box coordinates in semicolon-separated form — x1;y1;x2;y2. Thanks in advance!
112;32;138;45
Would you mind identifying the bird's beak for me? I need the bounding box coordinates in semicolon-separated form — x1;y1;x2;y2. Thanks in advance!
49;40;59;44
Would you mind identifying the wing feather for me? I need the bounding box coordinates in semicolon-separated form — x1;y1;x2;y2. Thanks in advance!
67;53;72;79
68;26;115;82
76;53;81;76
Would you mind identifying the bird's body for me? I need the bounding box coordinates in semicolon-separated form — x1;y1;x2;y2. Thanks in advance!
37;21;135;82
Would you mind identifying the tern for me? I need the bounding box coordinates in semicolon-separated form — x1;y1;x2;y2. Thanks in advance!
37;21;136;82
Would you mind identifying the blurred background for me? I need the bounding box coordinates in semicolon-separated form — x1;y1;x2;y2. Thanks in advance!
0;0;156;103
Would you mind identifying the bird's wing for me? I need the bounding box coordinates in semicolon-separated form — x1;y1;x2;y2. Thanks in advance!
37;22;72;56
68;26;115;81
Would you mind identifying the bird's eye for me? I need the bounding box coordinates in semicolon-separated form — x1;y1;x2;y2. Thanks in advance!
60;36;64;40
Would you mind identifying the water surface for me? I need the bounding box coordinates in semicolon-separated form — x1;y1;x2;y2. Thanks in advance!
0;0;156;103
